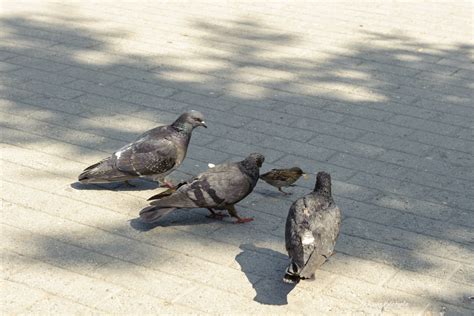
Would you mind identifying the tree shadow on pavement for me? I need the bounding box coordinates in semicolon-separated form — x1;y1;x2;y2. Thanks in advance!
1;4;473;313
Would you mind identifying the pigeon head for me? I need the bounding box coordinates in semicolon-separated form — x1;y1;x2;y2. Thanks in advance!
247;153;265;168
173;110;207;132
314;171;332;197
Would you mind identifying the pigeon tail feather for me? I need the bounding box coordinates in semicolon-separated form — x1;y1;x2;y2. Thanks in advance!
78;157;131;183
147;189;175;201
148;190;196;208
139;206;175;223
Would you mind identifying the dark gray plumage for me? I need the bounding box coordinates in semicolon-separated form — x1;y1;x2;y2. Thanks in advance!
78;111;207;186
284;171;341;283
140;153;265;224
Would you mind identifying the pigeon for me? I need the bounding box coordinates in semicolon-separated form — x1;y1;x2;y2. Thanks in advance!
78;110;207;187
283;171;341;283
260;167;308;195
140;153;265;224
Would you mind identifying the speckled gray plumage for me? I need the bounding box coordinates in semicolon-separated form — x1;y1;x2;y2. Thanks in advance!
78;111;206;184
284;171;341;283
140;153;265;223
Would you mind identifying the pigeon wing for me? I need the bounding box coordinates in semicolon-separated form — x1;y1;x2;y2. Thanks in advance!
113;136;178;176
187;166;251;207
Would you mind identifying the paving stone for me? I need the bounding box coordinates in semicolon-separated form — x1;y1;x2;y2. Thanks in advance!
415;98;474;118
281;102;347;123
295;117;368;140
88;259;197;303
0;280;48;314
8;67;77;85
386;270;474;310
450;264;474;286
8;259;123;309
66;79;130;99
309;134;386;159
388;114;462;137
170;91;237;111
336;234;461;280
25;295;100;314
0;61;22;72
93;288;195;314
121;91;188;112
2;1;473;314
6;55;69;72
19;94;92;114
113;78;178;98
342;217;473;264
341;115;415;138
245;119;315;142
206;138;285;163
4;80;85;99
323;276;428;314
59;65;124;85
324;101;394;121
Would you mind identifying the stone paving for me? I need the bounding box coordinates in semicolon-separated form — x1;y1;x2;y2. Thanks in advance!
1;0;473;314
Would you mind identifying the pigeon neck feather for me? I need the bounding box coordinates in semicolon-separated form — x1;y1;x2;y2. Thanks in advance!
172;120;193;135
238;159;260;185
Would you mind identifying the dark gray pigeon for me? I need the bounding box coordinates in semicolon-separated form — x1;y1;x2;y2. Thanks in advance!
78;111;207;187
140;153;265;224
283;171;341;283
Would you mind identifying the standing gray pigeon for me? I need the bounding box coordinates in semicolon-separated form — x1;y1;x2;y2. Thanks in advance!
78;110;207;187
283;171;341;283
140;153;265;224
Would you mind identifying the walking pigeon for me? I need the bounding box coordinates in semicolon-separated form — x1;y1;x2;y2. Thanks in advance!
283;171;341;283
140;153;265;224
78;110;207;187
260;167;308;195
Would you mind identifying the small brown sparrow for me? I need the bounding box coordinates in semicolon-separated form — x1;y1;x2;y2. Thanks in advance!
260;167;308;195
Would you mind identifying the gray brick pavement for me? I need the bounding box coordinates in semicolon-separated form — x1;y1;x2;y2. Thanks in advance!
1;1;473;314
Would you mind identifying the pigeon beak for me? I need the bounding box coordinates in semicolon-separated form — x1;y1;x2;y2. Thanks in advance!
302;173;309;180
200;121;207;128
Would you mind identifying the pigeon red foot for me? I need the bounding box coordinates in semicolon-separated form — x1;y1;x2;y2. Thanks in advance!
234;217;254;224
161;181;175;189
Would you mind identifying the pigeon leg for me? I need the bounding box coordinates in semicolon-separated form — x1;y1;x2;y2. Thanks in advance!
205;208;227;220
155;176;174;189
225;205;253;224
278;187;291;195
160;180;175;189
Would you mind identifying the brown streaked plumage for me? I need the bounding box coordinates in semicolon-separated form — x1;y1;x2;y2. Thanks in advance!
259;167;307;195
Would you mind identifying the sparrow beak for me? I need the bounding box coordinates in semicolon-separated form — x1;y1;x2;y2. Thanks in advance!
200;121;208;128
302;173;309;180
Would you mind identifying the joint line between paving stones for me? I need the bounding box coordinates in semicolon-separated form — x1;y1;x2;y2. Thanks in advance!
3;107;474;203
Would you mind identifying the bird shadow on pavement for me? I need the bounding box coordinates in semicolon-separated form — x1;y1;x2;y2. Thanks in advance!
129;208;232;232
70;179;160;191
235;244;296;305
255;188;293;198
